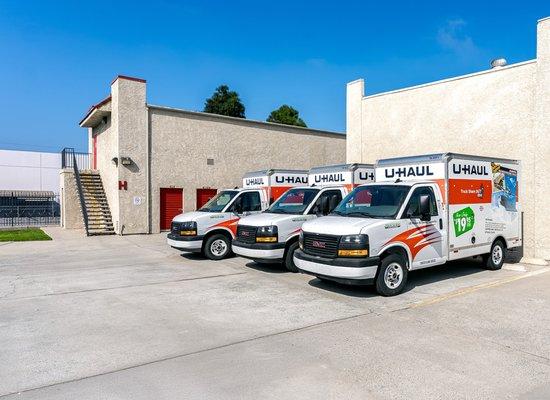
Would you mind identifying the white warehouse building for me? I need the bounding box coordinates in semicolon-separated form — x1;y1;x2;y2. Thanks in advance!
346;16;550;261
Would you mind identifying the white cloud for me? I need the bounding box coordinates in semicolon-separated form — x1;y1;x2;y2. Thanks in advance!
437;18;480;59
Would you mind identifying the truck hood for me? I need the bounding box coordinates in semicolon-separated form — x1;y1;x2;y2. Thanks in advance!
238;212;304;227
172;211;218;222
301;215;387;235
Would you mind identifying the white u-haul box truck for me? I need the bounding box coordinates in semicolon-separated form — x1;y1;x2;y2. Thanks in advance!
232;164;374;271
294;153;521;296
167;169;308;260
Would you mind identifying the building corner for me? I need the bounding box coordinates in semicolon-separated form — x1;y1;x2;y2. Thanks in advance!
346;79;364;163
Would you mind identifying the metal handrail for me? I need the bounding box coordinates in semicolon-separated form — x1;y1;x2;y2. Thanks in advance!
70;149;90;236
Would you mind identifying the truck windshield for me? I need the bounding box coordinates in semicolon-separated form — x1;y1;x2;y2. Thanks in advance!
267;188;319;214
199;190;238;212
331;185;410;219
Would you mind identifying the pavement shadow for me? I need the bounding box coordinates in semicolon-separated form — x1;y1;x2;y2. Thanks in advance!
179;252;239;261
245;261;288;274
306;257;492;298
405;258;484;291
307;277;378;298
179;252;207;260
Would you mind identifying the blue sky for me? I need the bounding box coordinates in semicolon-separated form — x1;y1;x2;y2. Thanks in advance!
0;1;548;153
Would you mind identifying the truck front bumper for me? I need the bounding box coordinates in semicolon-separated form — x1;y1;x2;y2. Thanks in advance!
232;239;286;261
167;233;204;252
294;249;380;285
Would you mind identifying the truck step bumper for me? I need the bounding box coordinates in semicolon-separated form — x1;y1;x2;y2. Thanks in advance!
294;250;379;281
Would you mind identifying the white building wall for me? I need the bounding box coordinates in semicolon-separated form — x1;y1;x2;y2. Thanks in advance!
0;149;62;194
84;76;346;235
346;17;550;261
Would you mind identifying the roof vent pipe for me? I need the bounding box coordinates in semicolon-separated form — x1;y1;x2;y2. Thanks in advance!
490;58;507;68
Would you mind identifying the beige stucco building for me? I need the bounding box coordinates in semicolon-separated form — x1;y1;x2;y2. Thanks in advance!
77;76;345;234
346;17;550;261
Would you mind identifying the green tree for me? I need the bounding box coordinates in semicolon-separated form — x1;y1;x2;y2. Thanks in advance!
203;85;245;118
266;105;307;127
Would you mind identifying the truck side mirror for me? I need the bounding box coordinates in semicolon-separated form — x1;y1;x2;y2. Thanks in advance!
233;197;243;214
320;196;330;216
419;195;431;221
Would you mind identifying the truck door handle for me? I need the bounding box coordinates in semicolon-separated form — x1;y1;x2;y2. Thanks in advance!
439;219;443;230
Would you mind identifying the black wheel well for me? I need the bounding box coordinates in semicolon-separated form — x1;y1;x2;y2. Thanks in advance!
380;246;410;269
493;236;507;249
283;235;300;258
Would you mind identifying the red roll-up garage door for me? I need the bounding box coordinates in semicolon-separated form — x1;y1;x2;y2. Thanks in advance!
196;188;217;209
160;188;183;231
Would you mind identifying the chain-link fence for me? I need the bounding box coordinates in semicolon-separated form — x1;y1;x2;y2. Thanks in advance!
0;191;60;227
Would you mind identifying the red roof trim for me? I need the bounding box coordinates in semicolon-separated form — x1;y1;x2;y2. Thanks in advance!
111;75;147;85
79;95;112;126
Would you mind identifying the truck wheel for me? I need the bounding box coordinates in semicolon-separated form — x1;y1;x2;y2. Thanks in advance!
375;254;408;296
204;234;232;260
284;242;300;272
483;240;505;270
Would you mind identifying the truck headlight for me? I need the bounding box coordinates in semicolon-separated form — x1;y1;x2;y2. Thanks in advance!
338;234;369;257
256;225;278;243
174;221;197;236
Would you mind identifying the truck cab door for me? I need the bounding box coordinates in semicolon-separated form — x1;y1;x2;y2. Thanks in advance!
308;189;343;216
233;191;263;216
402;185;447;269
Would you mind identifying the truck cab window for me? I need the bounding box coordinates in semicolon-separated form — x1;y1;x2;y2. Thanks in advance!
267;188;319;214
404;187;438;217
240;191;262;212
331;185;410;219
309;190;342;215
199;190;238;212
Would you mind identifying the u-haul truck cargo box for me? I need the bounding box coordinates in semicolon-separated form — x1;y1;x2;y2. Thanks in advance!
232;164;374;272
309;163;375;190
295;153;521;297
167;169;307;261
243;169;309;203
375;154;521;259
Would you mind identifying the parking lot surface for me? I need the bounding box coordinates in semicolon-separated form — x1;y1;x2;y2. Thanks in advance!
0;228;549;399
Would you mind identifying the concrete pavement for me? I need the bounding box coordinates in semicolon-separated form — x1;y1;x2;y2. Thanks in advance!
0;228;549;399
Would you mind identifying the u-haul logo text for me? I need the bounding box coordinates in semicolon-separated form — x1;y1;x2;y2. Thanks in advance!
384;165;434;179
452;163;489;176
275;176;308;184
314;173;345;183
245;178;265;185
358;171;374;181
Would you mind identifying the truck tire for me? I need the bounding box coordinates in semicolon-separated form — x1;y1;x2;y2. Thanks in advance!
375;254;408;296
204;234;232;260
483;240;505;270
283;241;300;272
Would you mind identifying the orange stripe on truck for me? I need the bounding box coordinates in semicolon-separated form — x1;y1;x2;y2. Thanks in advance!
384;224;442;260
210;218;240;237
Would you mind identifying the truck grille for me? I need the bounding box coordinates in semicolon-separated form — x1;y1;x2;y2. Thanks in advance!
303;233;340;258
237;225;257;244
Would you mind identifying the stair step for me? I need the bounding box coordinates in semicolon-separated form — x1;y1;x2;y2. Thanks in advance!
76;171;115;236
88;231;115;236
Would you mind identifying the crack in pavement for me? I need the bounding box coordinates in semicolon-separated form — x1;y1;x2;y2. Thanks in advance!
0;271;248;302
0;309;377;398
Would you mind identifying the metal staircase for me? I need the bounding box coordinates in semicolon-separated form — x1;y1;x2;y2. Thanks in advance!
62;148;115;236
78;171;115;235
